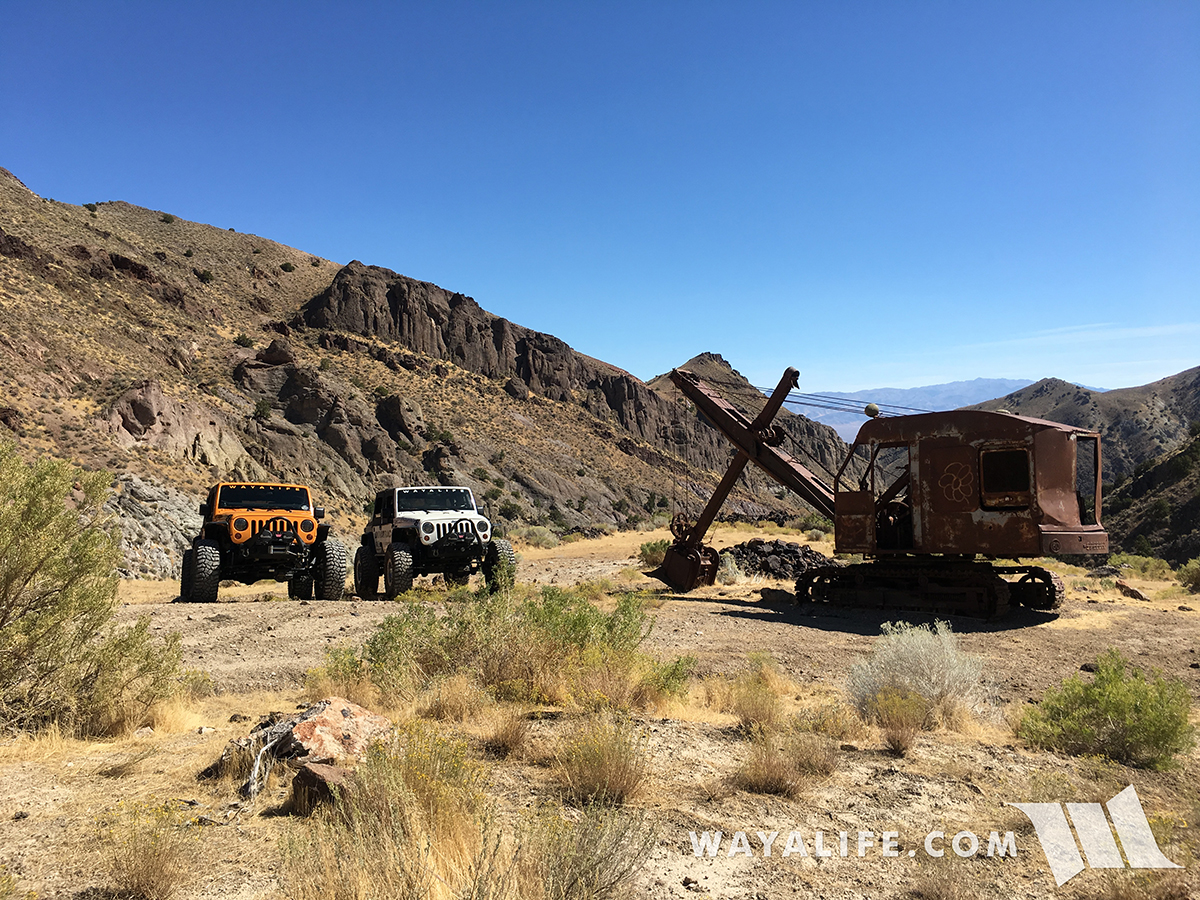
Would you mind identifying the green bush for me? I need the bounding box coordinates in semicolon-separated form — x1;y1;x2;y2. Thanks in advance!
233;333;254;348
1109;553;1173;581
0;444;181;735
511;525;558;548
252;399;272;421
183;249;193;258
83;202;98;213
159;212;175;224
1019;648;1195;769
637;539;669;568
279;261;296;273
1179;558;1200;593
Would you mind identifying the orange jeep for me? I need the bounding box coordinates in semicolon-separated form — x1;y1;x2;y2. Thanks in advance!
180;482;346;602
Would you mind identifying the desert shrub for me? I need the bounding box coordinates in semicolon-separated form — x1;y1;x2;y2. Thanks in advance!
0;444;181;735
847;620;986;727
196;268;214;283
1177;558;1200;593
183;249;193;258
556;714;650;805
733;729;837;798
637;539;669;568
252;398;272;420
1019;648;1195;769
159;212;175;224
347;585;680;711
83;202;98;212
483;710;530;759
531;805;658;900
511;525;559;548
97;798;201;900
310;257;321;267
1110;553;1173;581
498;500;523;520
280;261;296;272
233;333;254;348
869;686;929;756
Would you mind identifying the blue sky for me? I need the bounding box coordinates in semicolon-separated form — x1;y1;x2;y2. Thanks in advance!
2;1;1197;392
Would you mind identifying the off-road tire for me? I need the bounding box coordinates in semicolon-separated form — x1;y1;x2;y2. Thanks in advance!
354;544;380;600
482;538;516;592
289;574;314;601
385;545;414;599
179;548;196;602
315;539;348;602
192;540;221;603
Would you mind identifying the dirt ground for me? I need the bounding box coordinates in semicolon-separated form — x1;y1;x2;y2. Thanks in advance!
2;525;1198;899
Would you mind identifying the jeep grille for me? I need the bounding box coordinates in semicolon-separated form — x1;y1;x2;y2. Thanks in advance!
253;517;296;536
436;521;476;540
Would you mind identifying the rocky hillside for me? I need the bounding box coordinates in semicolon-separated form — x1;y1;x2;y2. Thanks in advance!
0;167;838;577
1103;428;1200;565
971;371;1200;479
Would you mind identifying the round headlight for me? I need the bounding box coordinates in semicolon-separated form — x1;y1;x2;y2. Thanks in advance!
475;521;488;532
300;519;315;533
233;517;249;531
421;522;435;533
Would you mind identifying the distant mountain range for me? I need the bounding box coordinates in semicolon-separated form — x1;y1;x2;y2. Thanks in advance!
805;379;1038;440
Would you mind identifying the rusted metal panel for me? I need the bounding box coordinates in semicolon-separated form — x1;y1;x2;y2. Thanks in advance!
834;491;875;553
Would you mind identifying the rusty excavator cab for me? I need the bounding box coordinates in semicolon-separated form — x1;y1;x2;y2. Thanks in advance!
656;367;1108;618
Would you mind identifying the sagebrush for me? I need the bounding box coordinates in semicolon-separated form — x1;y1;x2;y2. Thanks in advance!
848;620;986;728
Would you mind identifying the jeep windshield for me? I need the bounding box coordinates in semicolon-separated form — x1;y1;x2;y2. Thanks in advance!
217;485;311;511
395;488;475;512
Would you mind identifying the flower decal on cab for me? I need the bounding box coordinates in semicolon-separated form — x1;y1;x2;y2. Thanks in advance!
939;462;974;503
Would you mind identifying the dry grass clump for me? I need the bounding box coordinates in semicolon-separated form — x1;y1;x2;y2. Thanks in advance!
422;673;489;722
869;686;929;757
556;715;650;806
530;805;659;900
730;653;790;730
483;710;531;759
281;722;488;898
1088;873;1193;900
904;865;981;900
794;700;867;742
304;645;379;709
96;798;203;900
732;728;838;798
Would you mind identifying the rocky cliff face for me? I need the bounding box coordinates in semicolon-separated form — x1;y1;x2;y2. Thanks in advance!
297;263;852;489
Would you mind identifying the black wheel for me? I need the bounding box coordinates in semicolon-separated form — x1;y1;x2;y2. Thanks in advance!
445;568;471;587
354;544;380;599
192;540;221;603
384;545;414;598
178;548;196;602
482;538;516;592
289;574;313;601
315;539;347;601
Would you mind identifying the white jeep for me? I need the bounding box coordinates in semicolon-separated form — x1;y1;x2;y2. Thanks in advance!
353;486;516;598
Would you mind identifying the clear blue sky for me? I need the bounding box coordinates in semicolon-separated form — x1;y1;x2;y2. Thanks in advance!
3;1;1197;392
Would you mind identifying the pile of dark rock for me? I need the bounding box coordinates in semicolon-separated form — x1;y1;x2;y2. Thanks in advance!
725;538;831;580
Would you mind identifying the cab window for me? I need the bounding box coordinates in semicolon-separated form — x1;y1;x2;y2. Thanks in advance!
979;449;1031;508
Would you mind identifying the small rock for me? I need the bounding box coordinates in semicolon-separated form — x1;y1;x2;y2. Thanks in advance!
229;713;251;723
1190;663;1199;669
291;762;355;816
198;726;215;734
1080;662;1098;673
1115;580;1149;602
134;726;154;738
1179;606;1194;612
840;743;858;752
12;810;28;821
1086;565;1120;578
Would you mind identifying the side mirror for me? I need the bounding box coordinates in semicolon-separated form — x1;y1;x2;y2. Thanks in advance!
314;507;325;520
198;502;209;517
